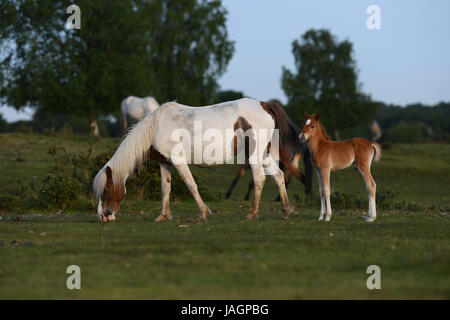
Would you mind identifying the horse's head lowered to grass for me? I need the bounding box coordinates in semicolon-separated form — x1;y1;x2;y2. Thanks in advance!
95;166;126;221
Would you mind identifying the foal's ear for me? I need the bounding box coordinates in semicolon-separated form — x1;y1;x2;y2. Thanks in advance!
304;110;310;119
315;112;320;120
105;166;113;182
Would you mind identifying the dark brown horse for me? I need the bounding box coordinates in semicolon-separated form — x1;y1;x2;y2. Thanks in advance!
225;114;313;201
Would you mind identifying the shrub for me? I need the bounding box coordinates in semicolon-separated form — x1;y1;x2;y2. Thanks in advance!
36;175;83;210
386;123;423;143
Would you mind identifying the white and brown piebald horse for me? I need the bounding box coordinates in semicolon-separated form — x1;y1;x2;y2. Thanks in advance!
93;98;294;222
120;96;160;132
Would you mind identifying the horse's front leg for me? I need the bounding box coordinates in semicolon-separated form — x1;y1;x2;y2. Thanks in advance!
315;168;326;221
321;168;333;221
155;162;173;222
174;163;211;221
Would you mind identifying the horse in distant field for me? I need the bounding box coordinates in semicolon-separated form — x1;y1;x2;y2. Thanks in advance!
120;96;159;132
94;98;296;222
225;119;313;201
299;111;381;222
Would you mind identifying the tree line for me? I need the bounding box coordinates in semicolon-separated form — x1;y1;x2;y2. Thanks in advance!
1;1;448;143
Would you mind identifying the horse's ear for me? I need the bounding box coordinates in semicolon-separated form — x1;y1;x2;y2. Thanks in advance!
105;166;113;182
304;110;310;119
315;112;320;120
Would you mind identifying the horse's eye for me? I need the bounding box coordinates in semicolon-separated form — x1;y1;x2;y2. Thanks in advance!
311;125;315;129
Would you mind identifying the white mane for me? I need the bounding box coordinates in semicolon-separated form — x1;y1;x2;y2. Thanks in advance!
93;111;159;199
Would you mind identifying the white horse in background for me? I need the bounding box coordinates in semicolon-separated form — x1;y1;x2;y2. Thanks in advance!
120;96;160;132
94;98;295;223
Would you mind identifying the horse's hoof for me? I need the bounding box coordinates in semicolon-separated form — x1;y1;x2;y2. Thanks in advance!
246;214;256;220
325;216;332;222
98;214;108;222
318;216;324;221
282;214;289;220
107;215;116;221
155;214;172;222
365;216;376;223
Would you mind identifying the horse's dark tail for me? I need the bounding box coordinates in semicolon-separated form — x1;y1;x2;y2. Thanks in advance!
302;147;313;195
261;101;314;196
261;101;297;148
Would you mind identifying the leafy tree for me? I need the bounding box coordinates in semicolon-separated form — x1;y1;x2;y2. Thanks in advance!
145;0;234;105
282;29;376;138
0;0;234;135
216;90;244;103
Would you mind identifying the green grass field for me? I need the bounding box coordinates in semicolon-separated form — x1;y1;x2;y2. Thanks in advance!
0;133;449;299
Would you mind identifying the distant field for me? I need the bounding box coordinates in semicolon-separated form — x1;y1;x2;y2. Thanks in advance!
0;133;449;299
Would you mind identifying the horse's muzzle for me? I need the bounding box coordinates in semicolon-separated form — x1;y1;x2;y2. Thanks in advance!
298;133;306;142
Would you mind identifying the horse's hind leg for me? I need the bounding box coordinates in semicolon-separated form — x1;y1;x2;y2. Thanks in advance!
265;158;291;219
356;162;377;222
155;162;172;222
247;164;266;220
174;163;211;221
244;179;254;201
274;169;291;202
225;164;249;199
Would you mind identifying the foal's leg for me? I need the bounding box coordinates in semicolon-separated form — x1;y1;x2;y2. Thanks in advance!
226;164;249;199
265;157;291;219
173;163;211;220
246;164;266;220
155;162;172;222
315;168;326;221
356;163;377;222
320;168;333;221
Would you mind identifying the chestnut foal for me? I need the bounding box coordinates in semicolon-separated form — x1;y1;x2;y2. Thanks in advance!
299;112;381;222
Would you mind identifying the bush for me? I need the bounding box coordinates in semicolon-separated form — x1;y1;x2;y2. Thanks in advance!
386;123;423;143
36;175;83;209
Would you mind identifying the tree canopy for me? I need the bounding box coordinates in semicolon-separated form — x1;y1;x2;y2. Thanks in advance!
281;29;376;137
0;0;234;131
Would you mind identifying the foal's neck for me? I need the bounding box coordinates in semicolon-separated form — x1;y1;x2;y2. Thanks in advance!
308;124;330;154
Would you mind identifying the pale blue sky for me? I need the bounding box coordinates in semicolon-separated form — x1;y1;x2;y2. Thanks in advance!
219;0;450;104
2;0;449;121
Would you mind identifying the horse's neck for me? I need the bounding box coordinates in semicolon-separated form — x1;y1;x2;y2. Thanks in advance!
308;126;330;156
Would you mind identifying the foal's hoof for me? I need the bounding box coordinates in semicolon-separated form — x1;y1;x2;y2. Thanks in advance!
107;214;116;221
246;214;257;220
98;214;108;222
318;216;324;221
365;216;376;223
155;214;172;222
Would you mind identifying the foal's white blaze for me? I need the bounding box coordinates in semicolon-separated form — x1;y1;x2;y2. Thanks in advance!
306;119;311;126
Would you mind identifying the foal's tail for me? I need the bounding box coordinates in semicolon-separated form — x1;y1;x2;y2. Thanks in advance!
371;143;382;162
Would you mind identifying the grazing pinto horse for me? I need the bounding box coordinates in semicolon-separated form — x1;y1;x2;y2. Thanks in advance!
299;112;381;222
93;98;293;222
120;96;160;132
225;118;313;201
